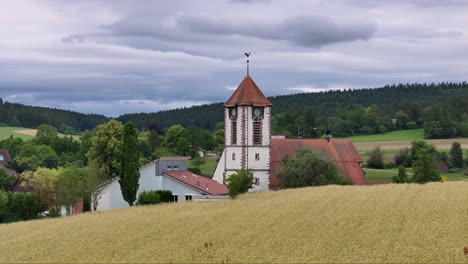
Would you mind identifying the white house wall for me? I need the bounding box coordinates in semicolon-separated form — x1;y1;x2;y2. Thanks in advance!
95;163;207;211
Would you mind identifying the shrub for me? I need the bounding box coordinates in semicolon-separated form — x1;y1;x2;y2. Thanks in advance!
392;166;408;183
379;125;388;134
137;191;161;205
227;169;255;198
394;148;412;167
360;126;373;135
407;121;417;129
367;147;384;169
154;190;173;203
384;162;396;169
188;167;202;174
0;168;15;191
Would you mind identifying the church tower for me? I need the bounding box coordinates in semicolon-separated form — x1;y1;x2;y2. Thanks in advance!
212;75;273;191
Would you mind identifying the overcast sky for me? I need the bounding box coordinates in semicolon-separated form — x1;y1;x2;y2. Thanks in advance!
1;0;467;117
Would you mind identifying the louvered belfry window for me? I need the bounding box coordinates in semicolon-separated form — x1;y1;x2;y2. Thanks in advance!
253;121;262;144
231;120;237;145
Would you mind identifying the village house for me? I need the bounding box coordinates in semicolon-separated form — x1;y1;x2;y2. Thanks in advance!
94;156;228;211
212;75;367;190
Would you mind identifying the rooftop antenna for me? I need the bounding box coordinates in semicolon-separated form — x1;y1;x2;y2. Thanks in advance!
244;52;251;76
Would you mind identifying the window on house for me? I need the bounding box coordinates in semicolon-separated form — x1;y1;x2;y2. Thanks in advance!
0;155;3;161
185;195;192;201
172;195;178;202
255;178;260;186
255;153;260;161
167;165;173;171
231;120;237;144
173;165;179;171
253;121;262;144
232;153;236;160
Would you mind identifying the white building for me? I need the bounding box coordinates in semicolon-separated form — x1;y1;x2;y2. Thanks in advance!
95;156;228;211
212;76;273;192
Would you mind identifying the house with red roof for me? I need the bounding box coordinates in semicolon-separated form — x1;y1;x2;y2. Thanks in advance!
213;74;366;190
95;156;228;211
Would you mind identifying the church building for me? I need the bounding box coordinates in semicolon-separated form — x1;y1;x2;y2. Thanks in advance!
213;74;367;191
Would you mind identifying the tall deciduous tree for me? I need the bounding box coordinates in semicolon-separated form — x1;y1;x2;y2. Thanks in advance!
412;146;441;183
449;142;463;168
87;120;123;180
119;122;140;206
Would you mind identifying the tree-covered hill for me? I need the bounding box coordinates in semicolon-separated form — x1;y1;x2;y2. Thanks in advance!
1;82;467;133
0;99;107;134
119;82;468;131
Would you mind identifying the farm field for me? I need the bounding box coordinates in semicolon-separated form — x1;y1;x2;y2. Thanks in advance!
342;128;424;142
0;127;79;141
0;127;35;140
0;182;467;263
363;168;468;184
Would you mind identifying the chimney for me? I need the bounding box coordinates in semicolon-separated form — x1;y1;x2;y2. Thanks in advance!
325;130;332;142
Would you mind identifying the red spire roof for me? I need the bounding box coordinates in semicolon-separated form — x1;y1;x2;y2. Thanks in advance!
225;76;273;107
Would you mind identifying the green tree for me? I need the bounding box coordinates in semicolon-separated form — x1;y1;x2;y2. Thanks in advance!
165;125;186;149
87;120;123;180
119;122;140;206
21;168;62;217
14;144;59;171
148;130;160;151
226;169;255;198
412;146;441;184
367;147;384;169
449;142;463;168
7;192;45;221
392;165;408;183
276;148;350;188
35;124;58;145
0;168;14;191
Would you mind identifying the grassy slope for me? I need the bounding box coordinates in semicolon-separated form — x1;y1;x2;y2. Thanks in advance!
0;127;35;140
188;158;217;178
341;129;424;142
1;183;467;263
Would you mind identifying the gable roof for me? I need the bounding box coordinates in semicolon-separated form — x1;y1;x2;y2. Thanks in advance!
270;138;366;189
164;171;229;195
0;149;12;164
225;76;273;107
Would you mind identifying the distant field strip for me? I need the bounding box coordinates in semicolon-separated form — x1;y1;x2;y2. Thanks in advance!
13;129;37;136
0;182;467;263
0;127;35;140
354;138;468;151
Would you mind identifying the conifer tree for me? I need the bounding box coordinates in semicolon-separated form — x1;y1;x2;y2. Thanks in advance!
119;122;140;206
449;142;463;168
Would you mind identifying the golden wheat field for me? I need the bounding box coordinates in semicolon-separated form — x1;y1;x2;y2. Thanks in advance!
1;182;467;263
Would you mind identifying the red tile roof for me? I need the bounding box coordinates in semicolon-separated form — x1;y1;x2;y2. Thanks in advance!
270;139;366;189
225;76;273;107
164;171;229;195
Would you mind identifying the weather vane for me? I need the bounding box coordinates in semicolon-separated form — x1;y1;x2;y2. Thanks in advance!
245;52;251;76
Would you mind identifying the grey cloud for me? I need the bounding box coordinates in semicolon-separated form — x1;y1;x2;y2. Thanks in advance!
107;14;377;48
62;34;86;44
